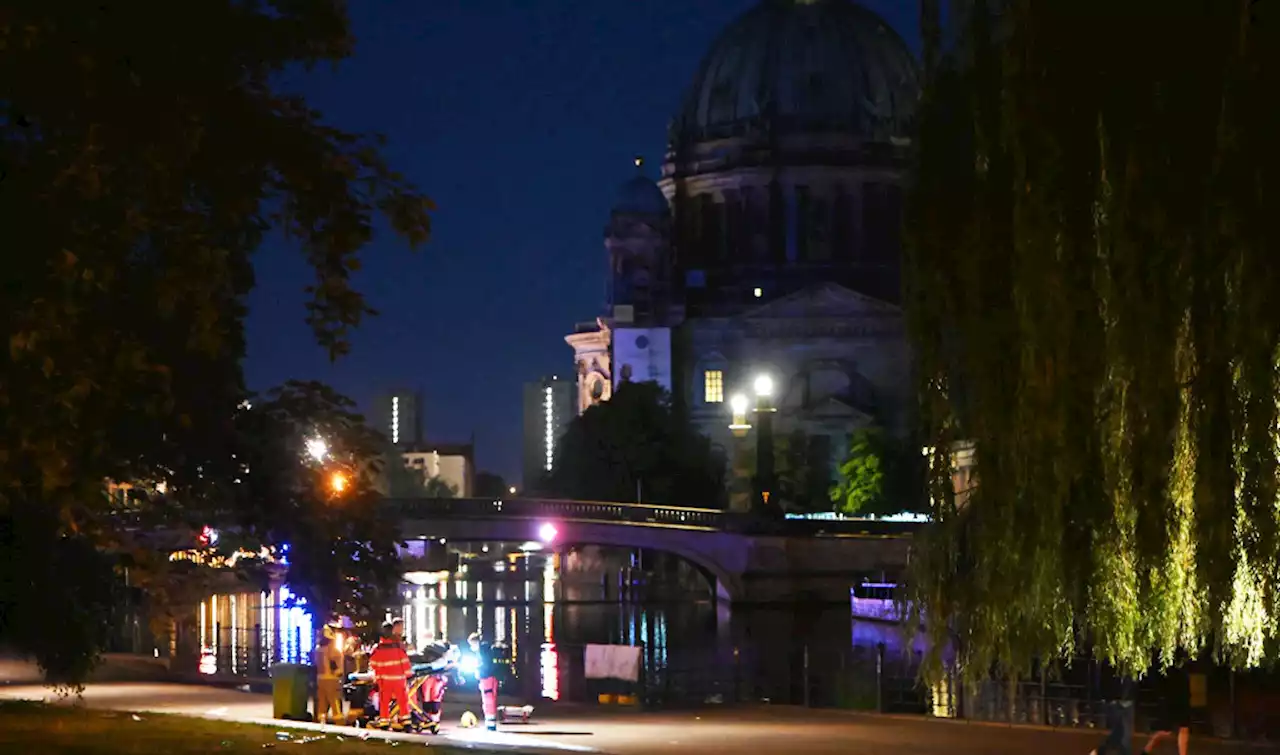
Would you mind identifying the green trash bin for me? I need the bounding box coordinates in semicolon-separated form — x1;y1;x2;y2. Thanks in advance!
271;663;311;720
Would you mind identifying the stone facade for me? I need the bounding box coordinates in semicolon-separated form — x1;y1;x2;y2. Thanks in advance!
565;319;613;415
561;0;919;511
681;281;908;510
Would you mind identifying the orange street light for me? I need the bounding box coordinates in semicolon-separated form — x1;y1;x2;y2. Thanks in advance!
330;471;349;494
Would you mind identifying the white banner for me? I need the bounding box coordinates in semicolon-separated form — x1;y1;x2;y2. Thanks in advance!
611;327;672;392
583;643;642;683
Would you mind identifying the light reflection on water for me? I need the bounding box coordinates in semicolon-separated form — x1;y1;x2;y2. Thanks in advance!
197;556;915;706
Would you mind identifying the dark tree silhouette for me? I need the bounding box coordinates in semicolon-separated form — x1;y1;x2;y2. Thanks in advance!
0;2;430;684
474;471;509;498
546;382;725;507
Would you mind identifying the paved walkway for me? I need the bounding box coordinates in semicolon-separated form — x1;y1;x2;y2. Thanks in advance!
1;681;1275;755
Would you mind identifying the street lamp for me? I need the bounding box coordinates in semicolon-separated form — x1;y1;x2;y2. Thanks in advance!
752;374;777;515
305;436;328;463
726;373;778;515
329;470;348;494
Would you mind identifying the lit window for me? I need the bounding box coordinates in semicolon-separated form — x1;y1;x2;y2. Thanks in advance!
704;370;725;403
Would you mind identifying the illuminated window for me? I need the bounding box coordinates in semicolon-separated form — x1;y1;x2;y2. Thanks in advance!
703;370;724;403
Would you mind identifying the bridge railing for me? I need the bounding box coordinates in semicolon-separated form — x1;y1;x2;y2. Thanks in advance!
379;497;925;537
381;497;726;529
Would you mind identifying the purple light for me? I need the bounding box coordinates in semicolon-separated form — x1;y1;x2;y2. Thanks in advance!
538;523;558;544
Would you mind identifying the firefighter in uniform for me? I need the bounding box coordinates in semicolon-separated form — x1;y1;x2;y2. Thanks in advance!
368;620;412;726
313;627;346;723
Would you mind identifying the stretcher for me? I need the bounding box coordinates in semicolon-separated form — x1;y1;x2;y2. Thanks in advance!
344;644;461;734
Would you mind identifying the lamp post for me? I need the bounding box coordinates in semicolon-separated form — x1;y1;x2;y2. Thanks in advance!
752;375;777;515
728;373;778;516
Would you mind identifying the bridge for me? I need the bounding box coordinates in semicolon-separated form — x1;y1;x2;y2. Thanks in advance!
381;497;922;604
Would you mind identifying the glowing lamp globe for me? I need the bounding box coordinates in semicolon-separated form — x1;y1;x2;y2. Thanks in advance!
753;374;773;398
538;523;558;544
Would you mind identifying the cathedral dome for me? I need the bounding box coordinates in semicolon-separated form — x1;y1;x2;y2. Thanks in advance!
673;0;918;144
612;174;670;216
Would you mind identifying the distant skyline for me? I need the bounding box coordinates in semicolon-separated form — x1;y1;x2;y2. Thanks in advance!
243;0;919;481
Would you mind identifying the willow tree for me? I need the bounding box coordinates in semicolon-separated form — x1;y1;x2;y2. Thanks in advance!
905;0;1278;683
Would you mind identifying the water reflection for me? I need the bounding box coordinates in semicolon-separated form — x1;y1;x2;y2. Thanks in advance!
193;585;315;675
194;549;921;709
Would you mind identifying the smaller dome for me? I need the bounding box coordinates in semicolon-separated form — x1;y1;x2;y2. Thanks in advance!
612;174;669;216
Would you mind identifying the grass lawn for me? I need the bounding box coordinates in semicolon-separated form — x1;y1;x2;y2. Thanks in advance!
0;700;464;753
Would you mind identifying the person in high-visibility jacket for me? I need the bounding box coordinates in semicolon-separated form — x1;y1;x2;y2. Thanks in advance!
467;632;499;731
313;629;346;723
369;621;412;724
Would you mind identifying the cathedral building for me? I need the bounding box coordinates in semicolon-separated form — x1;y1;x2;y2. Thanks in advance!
565;0;919;510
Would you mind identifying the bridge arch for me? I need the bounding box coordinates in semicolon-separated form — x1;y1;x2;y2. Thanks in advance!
383;497;922;604
548;527;740;602
397;516;742;602
386;498;747;602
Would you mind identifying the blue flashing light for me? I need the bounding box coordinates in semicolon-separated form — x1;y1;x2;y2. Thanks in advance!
460;654;480;680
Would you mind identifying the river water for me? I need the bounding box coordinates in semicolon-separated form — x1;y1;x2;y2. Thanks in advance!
192;544;931;711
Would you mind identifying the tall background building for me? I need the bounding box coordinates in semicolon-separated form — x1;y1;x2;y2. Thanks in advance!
374;388;423;447
564;0;918;510
374;388;476;498
522;376;576;492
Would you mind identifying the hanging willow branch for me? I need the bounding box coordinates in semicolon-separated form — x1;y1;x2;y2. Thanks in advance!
904;0;1279;684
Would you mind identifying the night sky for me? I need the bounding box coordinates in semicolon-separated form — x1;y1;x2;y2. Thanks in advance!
244;0;919;481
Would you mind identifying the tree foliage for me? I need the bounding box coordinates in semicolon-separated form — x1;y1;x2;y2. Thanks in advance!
231;381;403;631
384;454;459;499
474;471;508;498
384;450;427;498
830;427;925;517
0;507;120;687
423;476;458;499
830;428;884;516
906;0;1278;683
0;1;430;682
546;381;726;507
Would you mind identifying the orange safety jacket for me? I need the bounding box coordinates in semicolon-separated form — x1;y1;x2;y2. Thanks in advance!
368;639;411;681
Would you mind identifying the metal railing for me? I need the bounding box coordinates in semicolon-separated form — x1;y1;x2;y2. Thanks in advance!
110;497;926;548
383;497;726;528
381;497;924;537
505;640;927;713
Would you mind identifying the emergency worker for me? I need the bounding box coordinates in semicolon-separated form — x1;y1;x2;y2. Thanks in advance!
313;628;345;723
467;632;499;731
368;620;412;725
